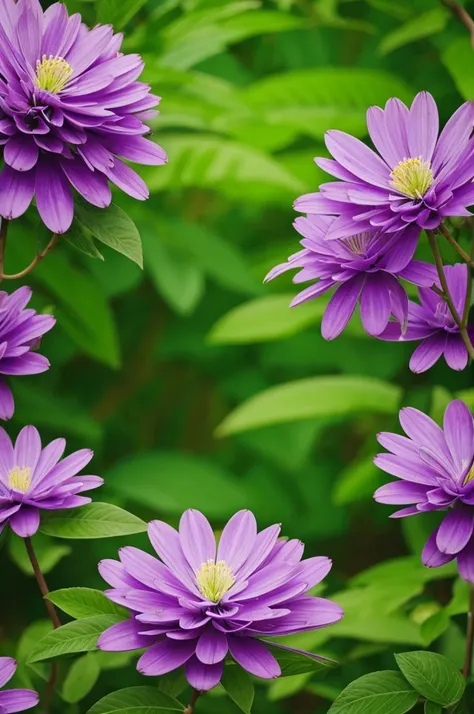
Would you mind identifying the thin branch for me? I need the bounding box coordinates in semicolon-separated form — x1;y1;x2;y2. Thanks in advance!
0;234;59;280
463;584;474;677
439;224;474;267
184;690;201;714
427;229;474;360
441;0;474;46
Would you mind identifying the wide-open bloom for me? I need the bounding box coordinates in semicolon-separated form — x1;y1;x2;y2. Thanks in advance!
0;425;102;537
98;509;343;691
295;92;474;239
374;400;474;582
0;286;55;420
379;264;473;373
0;0;166;234
265;215;435;339
0;657;39;712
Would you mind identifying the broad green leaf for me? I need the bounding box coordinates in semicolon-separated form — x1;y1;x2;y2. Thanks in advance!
96;0;147;28
328;671;418;714
86;687;183;714
66;222;104;261
141;232;205;315
28;616;123;663
332;614;422;646
268;645;336;676
425;703;443;714
221;666;254;714
46;588;128;620
420;610;451;646
216;376;401;435
106;451;247;517
142;134;304;203
62;653;101;704
39;503;147;539
9;533;71;576
76;203;143;269
442;37;474;100
242;69;414;142
378;8;447;55
352;556;457;587
268;673;312;702
157;670;188;699
208;294;327;344
395;651;465;706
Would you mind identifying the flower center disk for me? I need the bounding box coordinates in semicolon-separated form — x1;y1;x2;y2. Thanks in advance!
196;559;235;603
390;157;434;199
8;466;32;494
35;55;73;94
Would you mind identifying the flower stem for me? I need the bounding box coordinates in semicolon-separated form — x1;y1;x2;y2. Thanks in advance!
463;584;474;678
184;690;201;714
441;0;474;46
427;229;474;361
0;233;59;280
439;223;474;267
24;537;61;712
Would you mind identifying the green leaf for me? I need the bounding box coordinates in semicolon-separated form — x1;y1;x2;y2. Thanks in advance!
333;456;384;506
378;8;447;55
39;503;147;539
268;645;337;676
328;671;418;714
46;588;128;620
425;702;443;714
395;651;465;706
96;0;147;28
221;666;255;714
62;653;101;704
76;203;143;269
442;37;474;101
142;134;304;203
208;294;327;344
9;533;71;576
420;610;451;646
106;451;247;517
66;222;104;261
268;673;313;702
216;376;401;436
28;616;123;663
86;687;183;714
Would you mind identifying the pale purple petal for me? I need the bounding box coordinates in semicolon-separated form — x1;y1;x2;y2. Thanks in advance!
98;619;151;652
179;510;216;573
0;659;16;688
443;399;474;475
0;380;14;420
321;274;365;340
436;508;474;555
374;481;429;505
227;637;280;679
137;639;196;676
9;508;40;537
185;656;223;691
0;690;39;713
217;510;257;573
408;92;439;162
195;627;228;664
422;528;456;568
360;274;391;336
457;539;474;583
409;334;447;373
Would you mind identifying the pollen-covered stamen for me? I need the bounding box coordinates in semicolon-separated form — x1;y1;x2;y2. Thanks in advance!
196;559;235;603
35;55;73;94
390;157;434;199
343;231;374;256
8;466;32;494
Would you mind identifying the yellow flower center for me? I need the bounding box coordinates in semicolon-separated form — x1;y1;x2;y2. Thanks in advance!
196;559;235;603
344;231;372;255
8;466;32;494
390;157;434;199
35;55;73;94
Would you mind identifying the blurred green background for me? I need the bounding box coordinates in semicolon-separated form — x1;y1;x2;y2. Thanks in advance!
2;0;474;711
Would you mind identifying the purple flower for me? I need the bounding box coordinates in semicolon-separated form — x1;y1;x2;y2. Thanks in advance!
0;657;39;712
295;92;474;239
374;400;474;582
379;263;474;373
0;425;102;538
98;509;343;691
0;286;55;421
0;0;167;234
265;215;435;339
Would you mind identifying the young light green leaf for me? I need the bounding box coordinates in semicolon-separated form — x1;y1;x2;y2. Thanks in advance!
9;533;71;576
76;203;143;269
46;588;128;620
328;671;418;714
39;503;147;539
268;645;336;676
208;294;328;345
28;616;123;664
86;687;183;714
395;651;465;706
106;452;247;518
268;672;313;702
66;222;104;261
216;376;401;436
420;610;451;646
221;665;255;714
62;653;101;704
378;8;447;55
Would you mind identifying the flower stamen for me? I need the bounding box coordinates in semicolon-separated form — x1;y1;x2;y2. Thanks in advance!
343;231;373;255
8;466;32;494
196;559;235;603
35;55;73;95
390;157;434;199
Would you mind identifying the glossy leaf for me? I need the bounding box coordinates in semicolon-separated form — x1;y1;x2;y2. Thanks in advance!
328;671;418;714
39;503;147;539
395;651;465;706
86;687;183;714
28;616;123;663
46;588;128;620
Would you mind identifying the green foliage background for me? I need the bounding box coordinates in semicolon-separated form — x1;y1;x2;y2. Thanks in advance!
2;0;474;712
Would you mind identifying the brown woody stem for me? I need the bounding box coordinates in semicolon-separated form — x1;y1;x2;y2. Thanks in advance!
0;233;59;280
184;690;201;714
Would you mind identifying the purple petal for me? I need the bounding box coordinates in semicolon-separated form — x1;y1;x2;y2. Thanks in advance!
14;426;41;472
35;160;73;234
374;481;429;505
0;690;39;713
444;335;469;371
97;619;150;652
217;510;257;573
195;627;228;665
32;439;66;486
60;158;111;209
457;538;474;583
422;528;456;568
179;509;216;573
373;453;437;485
237;524;281;581
398;260;437;287
137;639;196;676
321;274;365;340
9;507;40;537
227;636;280;679
443;399;474;476
409;334;446;373
407;92;439;162
104;159;148;201
0;166;34;221
0;659;16;688
4;136;39;172
148;520;198;593
436;508;474;555
432;101;474;178
0;380;14;420
185;656;223;692
325;130;390;188
360;274;391;336
291;556;332;589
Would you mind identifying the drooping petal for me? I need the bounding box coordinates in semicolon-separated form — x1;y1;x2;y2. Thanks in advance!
35;160;74;234
0;689;39;713
360;274;391;336
0;379;14;420
0;659;16;688
321;274;365;340
137;638;196;676
436;508;474;555
185;656;223;691
0;166;34;221
97;619;151;652
227;636;280;679
9;507;40;537
409;334;447;373
422;528;456;568
195;626;228;665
